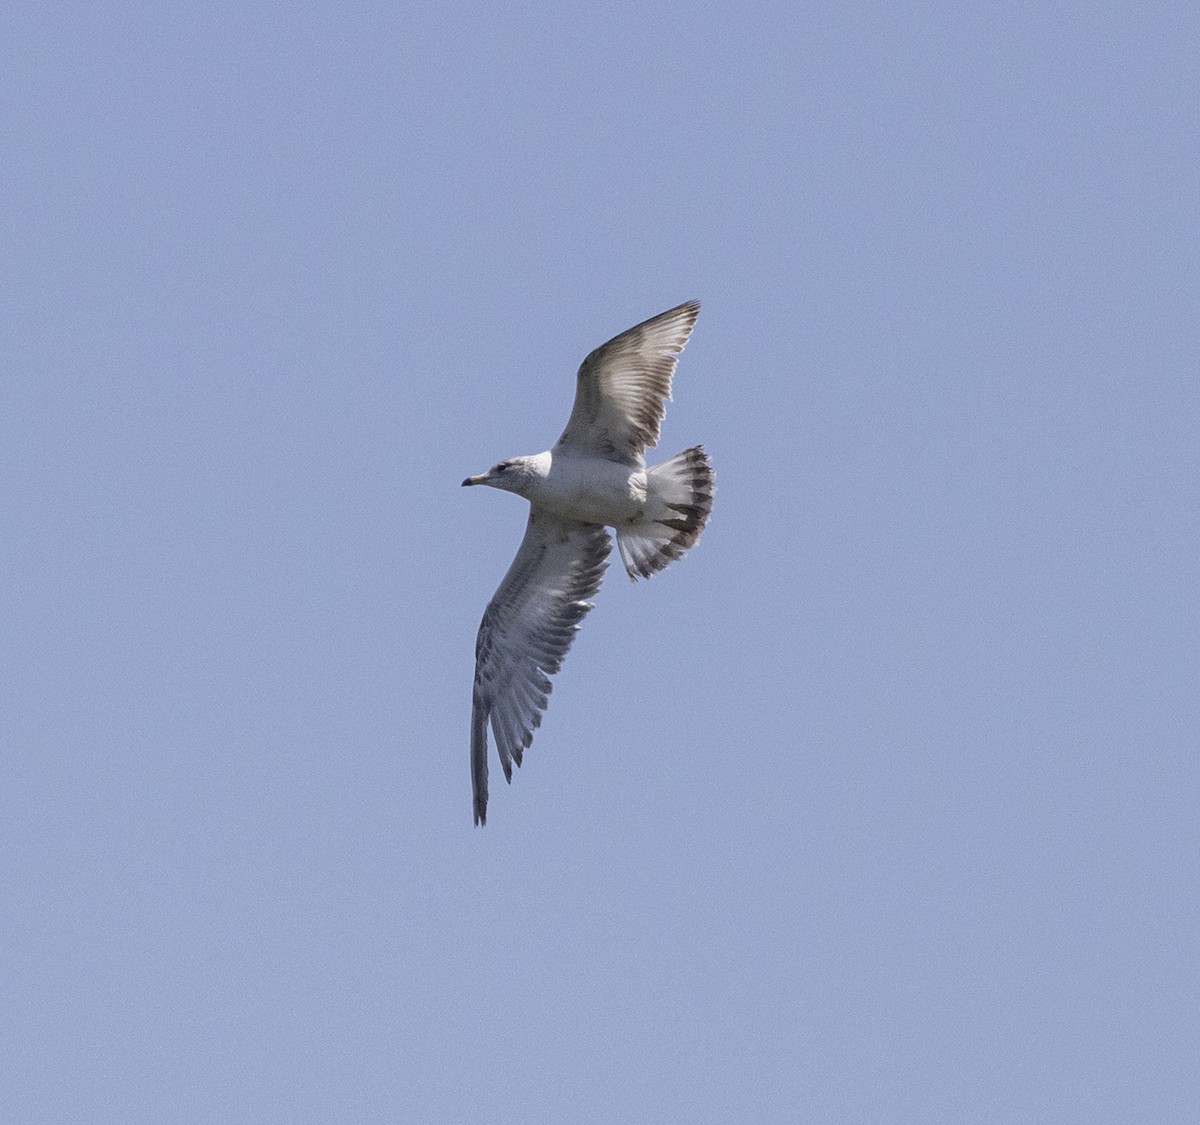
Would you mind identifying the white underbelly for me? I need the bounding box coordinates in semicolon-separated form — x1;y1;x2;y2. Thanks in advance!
538;454;646;526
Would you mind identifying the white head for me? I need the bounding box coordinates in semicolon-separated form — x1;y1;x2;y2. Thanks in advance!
461;454;545;497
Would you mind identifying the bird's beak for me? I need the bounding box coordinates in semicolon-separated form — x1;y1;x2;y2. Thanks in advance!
462;473;487;487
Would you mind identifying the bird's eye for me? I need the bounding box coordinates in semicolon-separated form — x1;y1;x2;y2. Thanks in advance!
496;463;508;473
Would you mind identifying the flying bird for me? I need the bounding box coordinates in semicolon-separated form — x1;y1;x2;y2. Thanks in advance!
462;301;714;824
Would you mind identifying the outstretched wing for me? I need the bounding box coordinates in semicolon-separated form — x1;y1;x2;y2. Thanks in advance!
471;508;611;825
555;300;700;465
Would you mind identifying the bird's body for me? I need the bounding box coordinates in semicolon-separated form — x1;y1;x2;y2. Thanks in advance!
462;301;713;824
482;450;649;526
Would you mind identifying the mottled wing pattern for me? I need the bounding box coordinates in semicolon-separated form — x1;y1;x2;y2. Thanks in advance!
555;301;700;465
471;508;611;824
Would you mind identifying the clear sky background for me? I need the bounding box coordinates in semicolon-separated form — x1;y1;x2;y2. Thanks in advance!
3;2;1197;1122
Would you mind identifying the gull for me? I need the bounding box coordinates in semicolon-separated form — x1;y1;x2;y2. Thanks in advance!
462;301;714;824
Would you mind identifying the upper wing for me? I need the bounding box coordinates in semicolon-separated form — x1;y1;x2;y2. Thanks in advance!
555;301;700;465
471;507;611;825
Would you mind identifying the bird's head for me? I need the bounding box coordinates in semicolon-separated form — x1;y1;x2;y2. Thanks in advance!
461;455;541;496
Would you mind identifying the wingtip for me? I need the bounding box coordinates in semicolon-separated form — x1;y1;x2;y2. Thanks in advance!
663;299;700;325
664;299;701;344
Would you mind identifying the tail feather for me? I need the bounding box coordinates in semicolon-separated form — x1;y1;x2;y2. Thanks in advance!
617;445;714;580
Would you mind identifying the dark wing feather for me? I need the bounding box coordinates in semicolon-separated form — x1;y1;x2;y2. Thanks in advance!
471;508;611;824
555;301;700;466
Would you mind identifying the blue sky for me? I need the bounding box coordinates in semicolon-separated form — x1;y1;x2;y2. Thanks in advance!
3;2;1197;1121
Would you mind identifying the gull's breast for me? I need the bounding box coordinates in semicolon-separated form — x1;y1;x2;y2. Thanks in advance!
538;452;646;527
